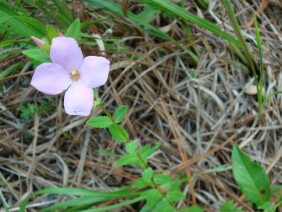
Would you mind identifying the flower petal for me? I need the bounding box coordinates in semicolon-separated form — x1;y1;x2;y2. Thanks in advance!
31;63;71;95
64;82;94;116
78;56;110;88
50;37;83;72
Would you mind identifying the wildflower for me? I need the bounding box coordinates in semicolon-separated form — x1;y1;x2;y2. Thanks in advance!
31;37;110;116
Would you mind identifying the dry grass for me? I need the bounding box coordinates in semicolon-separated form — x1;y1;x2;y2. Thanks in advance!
1;0;282;211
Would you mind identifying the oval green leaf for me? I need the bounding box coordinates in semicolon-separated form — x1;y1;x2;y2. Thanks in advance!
232;145;270;206
87;116;112;128
113;105;128;123
65;19;81;40
108;124;129;142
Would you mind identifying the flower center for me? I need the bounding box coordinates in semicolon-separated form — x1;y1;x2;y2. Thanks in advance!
70;70;80;81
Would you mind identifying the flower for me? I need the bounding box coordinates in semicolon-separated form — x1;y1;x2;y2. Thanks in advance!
31;37;110;116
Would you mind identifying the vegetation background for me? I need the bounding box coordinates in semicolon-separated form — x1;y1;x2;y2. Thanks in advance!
0;0;281;211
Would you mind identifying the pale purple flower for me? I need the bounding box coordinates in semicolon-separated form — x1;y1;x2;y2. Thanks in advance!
31;37;110;116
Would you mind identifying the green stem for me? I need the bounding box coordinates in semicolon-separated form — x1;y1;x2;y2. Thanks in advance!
221;0;258;81
98;102;178;211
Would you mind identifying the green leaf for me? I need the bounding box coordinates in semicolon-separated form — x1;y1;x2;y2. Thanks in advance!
166;190;185;202
184;205;204;212
22;48;50;63
141;189;162;209
232;145;270;206
39;43;51;55
116;154;138;166
139;143;160;160
220;200;243;212
87;116;112;128
153;173;172;185
19;103;38;120
65;19;81;40
108;124;129;142
132;177;150;188
142;168;153;183
113;105;128;123
46;24;58;41
150;198;174;212
125;141;138;154
270;184;282;195
258;201;276;212
279;196;282;205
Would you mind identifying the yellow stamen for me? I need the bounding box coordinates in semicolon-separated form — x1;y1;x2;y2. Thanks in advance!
71;70;77;75
70;70;80;81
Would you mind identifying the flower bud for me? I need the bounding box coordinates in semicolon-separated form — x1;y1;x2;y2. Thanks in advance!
31;36;45;46
58;31;64;37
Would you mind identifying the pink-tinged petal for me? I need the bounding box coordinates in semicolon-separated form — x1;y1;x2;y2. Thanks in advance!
31;63;71;95
50;37;83;72
64;82;94;116
78;56;110;88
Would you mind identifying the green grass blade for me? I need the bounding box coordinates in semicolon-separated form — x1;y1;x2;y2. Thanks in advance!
254;14;264;117
53;0;73;23
0;62;22;79
0;39;28;48
41;196;108;212
22;0;72;28
222;0;243;41
0;191;9;212
86;0;172;40
81;196;144;212
21;187;142;211
19;196;31;212
139;0;242;46
0;171;19;201
263;91;282;108
35;187;140;198
0;2;45;37
221;0;258;78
